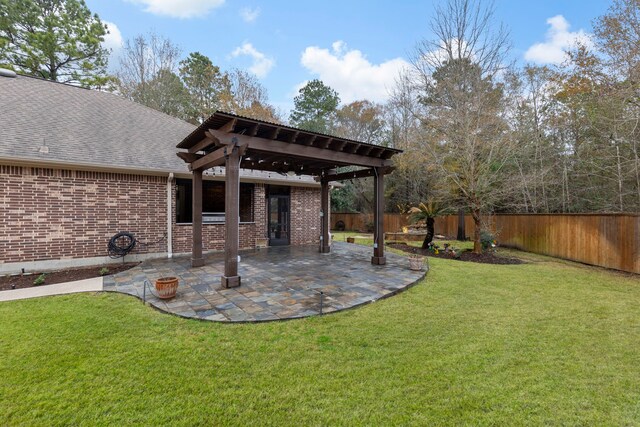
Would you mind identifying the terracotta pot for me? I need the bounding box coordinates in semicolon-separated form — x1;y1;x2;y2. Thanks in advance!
346;237;355;243
409;256;424;271
155;276;179;299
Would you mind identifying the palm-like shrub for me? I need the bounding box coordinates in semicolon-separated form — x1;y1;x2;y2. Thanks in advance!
409;202;447;249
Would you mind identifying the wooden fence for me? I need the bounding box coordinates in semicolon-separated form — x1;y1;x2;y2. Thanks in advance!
331;212;640;274
332;213;410;233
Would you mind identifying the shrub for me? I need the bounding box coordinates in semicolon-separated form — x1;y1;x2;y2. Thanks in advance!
33;273;46;286
480;231;497;250
99;267;110;276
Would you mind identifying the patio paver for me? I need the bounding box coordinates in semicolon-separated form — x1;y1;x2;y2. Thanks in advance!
103;242;426;322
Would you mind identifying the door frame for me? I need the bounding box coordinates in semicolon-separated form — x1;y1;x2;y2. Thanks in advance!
267;193;291;246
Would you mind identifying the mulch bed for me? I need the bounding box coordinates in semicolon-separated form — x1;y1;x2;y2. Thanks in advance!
0;262;139;292
389;243;525;265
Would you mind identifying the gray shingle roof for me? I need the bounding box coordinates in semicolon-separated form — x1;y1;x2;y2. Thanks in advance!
0;73;317;185
0;73;195;172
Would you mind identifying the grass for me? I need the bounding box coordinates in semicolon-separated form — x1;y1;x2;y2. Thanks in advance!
332;231;475;252
1;242;639;425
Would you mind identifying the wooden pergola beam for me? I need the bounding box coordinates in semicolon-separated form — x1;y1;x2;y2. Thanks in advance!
177;152;201;163
219;117;237;133
320;178;330;253
222;142;241;288
318;137;333;149
371;167;386;265
247;123;259;136
191;169;204;267
188;135;219;154
304;135;316;146
190;145;227;171
207;129;392;169
316;166;395;182
288;131;299;143
359;145;373;156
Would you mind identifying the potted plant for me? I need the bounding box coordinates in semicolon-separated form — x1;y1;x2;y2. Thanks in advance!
155;276;179;299
408;253;424;271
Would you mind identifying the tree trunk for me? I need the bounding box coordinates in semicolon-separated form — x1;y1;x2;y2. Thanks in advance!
422;217;435;249
457;208;466;241
472;209;482;254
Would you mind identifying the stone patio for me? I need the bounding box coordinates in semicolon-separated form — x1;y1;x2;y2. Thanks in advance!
103;241;426;322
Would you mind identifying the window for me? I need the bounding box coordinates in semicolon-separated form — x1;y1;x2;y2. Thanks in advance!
176;179;254;223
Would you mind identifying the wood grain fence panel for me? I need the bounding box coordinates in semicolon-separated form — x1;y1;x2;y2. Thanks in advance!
333;212;639;274
332;213;411;233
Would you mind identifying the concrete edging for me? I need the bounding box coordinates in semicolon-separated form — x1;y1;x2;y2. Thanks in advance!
0;277;104;302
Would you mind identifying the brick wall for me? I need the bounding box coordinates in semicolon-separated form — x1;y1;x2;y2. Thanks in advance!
172;223;257;253
1;164;322;266
253;184;267;241
290;186;321;245
0;165;167;263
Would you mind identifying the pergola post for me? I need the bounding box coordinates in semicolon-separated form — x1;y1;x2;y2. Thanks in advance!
371;167;386;265
191;168;204;267
222;144;241;288
320;179;330;253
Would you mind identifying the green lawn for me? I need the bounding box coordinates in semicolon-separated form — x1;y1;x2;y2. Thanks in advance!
1;245;639;425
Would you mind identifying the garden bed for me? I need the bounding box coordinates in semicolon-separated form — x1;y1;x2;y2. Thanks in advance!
0;262;139;292
389;243;524;265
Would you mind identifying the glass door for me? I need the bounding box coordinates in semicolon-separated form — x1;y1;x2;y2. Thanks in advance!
268;195;290;246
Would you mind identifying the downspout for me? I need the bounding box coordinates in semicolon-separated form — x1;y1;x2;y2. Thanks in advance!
167;173;174;258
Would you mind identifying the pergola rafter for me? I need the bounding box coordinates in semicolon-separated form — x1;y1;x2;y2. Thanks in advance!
176;111;402;288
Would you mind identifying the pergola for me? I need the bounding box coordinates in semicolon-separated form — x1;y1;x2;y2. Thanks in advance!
176;111;401;288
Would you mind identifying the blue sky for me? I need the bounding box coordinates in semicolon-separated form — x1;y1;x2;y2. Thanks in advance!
87;0;611;114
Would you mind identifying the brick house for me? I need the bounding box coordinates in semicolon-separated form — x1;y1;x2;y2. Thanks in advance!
0;72;322;274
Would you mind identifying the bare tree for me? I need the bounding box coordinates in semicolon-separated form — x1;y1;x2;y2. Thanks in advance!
409;0;515;253
219;69;281;122
385;70;445;212
115;32;188;118
413;0;510;83
116;32;181;92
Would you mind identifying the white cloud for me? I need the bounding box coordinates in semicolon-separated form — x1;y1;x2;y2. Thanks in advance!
102;21;123;53
299;41;410;103
126;0;225;19
231;42;275;78
525;15;592;64
240;7;260;23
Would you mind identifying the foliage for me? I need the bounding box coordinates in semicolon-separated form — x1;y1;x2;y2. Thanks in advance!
218;69;280;122
179;52;228;124
289;79;340;133
334;100;386;145
409;201;448;249
98;267;109;276
497;0;640;213
480;230;497;251
132;69;190;119
0;0;111;87
115;32;188;119
32;273;45;286
330;183;360;212
410;0;513;253
408;201;446;223
2;251;640;424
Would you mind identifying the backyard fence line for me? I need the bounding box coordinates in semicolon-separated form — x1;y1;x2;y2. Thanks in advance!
331;212;640;274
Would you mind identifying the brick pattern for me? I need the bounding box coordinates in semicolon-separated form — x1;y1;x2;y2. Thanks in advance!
253;184;267;240
172;223;257;253
290;186;321;245
0;166;167;263
1;165;321;264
